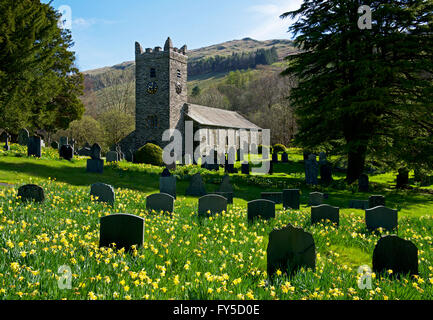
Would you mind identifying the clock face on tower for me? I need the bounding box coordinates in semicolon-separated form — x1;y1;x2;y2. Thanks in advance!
175;82;182;94
147;81;158;94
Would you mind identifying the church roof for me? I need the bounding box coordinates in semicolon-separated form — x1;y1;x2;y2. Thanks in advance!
185;104;261;130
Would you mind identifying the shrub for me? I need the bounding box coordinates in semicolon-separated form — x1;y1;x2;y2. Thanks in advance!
134;143;163;166
273;144;286;153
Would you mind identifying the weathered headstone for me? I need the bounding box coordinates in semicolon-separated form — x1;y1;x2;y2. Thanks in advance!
283;189;300;210
27;136;42;158
159;172;176;199
186;173;207;197
77;147;91;157
305;154;319;185
18;129;29;146
146;193;174;213
396;168;409;189
349;199;369;210
311;204;340;226
308;192;324;206
358;174;369;192
241;162;250;175
99;214;144;250
369;195;385;209
90;143;102;160
87;158;104;173
90;183;115;205
106;151;119;163
320;163;333;185
261;192;282;204
318;152;327;165
281;152;289;163
60;144;74;161
372;235;418;277
17;184;45;202
267;224;316;278
218;175;233;193
365;206;398;231
59;136;68;149
198;194;227;217
209;192;233;204
248;199;275;222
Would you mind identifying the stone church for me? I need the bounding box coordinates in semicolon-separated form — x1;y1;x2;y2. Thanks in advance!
119;37;261;162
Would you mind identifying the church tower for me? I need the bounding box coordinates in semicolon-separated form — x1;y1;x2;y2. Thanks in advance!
134;37;188;149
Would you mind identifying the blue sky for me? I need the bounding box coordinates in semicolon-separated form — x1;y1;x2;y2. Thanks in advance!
44;0;302;71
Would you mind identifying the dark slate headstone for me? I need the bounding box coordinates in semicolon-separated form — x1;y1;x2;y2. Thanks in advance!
99;214;144;250
218;175;233;193
60;144;74;161
349;199;369;210
396;168;409;189
369;195;385;209
186;173;207;197
160;175;176;199
198;194;227;217
18;128;29;146
373;235;418;277
87;159;104;174
17;184;45;202
318;152;327;165
27;136;42;158
320;163;333;185
308;192;324;206
90;143;102;160
51;141;59;149
106;151;119;163
365;206;398;231
248;199;275;222
161;168;171;177
281;152;289;163
241;162;250;175
267;224;316;278
77;147;92;157
283;189;300;210
311;204;340;226
146;193;174;213
261;192;282;204
358;174;369;192
59;136;68;149
90;183;115;205
272;152;279;163
305;154;318;185
210;192;233;204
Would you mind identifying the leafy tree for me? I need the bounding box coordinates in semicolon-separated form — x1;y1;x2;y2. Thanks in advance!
99;109;135;148
54;115;105;148
0;0;84;134
191;85;201;97
281;0;433;182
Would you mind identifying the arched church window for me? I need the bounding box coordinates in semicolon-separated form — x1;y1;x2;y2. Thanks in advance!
147;115;158;128
150;68;156;78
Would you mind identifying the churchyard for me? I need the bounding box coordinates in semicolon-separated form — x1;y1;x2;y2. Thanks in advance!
0;142;432;300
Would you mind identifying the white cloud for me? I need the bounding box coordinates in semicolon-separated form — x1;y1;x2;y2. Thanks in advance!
72;18;119;30
245;0;303;40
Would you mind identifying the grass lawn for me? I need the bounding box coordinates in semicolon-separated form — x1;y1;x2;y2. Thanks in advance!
0;144;432;300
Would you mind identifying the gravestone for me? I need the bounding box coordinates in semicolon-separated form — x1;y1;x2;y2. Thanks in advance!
146;193;174;213
59;137;68;149
159;172;176;199
106;151;119;163
18;128;29;146
210;192;233;204
365;206;398;231
283;189;300;210
349;199;369;210
272;152;279;163
396;168;409;189
27;136;42;158
90;143;102;160
369;195;385;209
51;141;59;149
186;173;207;197
267;224;316;278
308;192;324;206
305;154;319;185
77;147;92;157
281;152;289;163
358;174;369;192
87;158;104;173
318;152;327;165
311;204;340;226
372;235;418;277
248;199;275;222
320;163;333;185
99;214;144;250
90;183;115;205
17;184;45;202
60;144;74;161
218;175;233;193
198;194;227;217
241;162;250;175
261;192;282;204
3;133;10;151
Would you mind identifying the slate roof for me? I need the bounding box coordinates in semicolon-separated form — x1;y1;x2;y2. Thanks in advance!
185;104;261;130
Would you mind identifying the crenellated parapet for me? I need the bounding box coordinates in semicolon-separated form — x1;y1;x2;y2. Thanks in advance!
135;37;188;59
